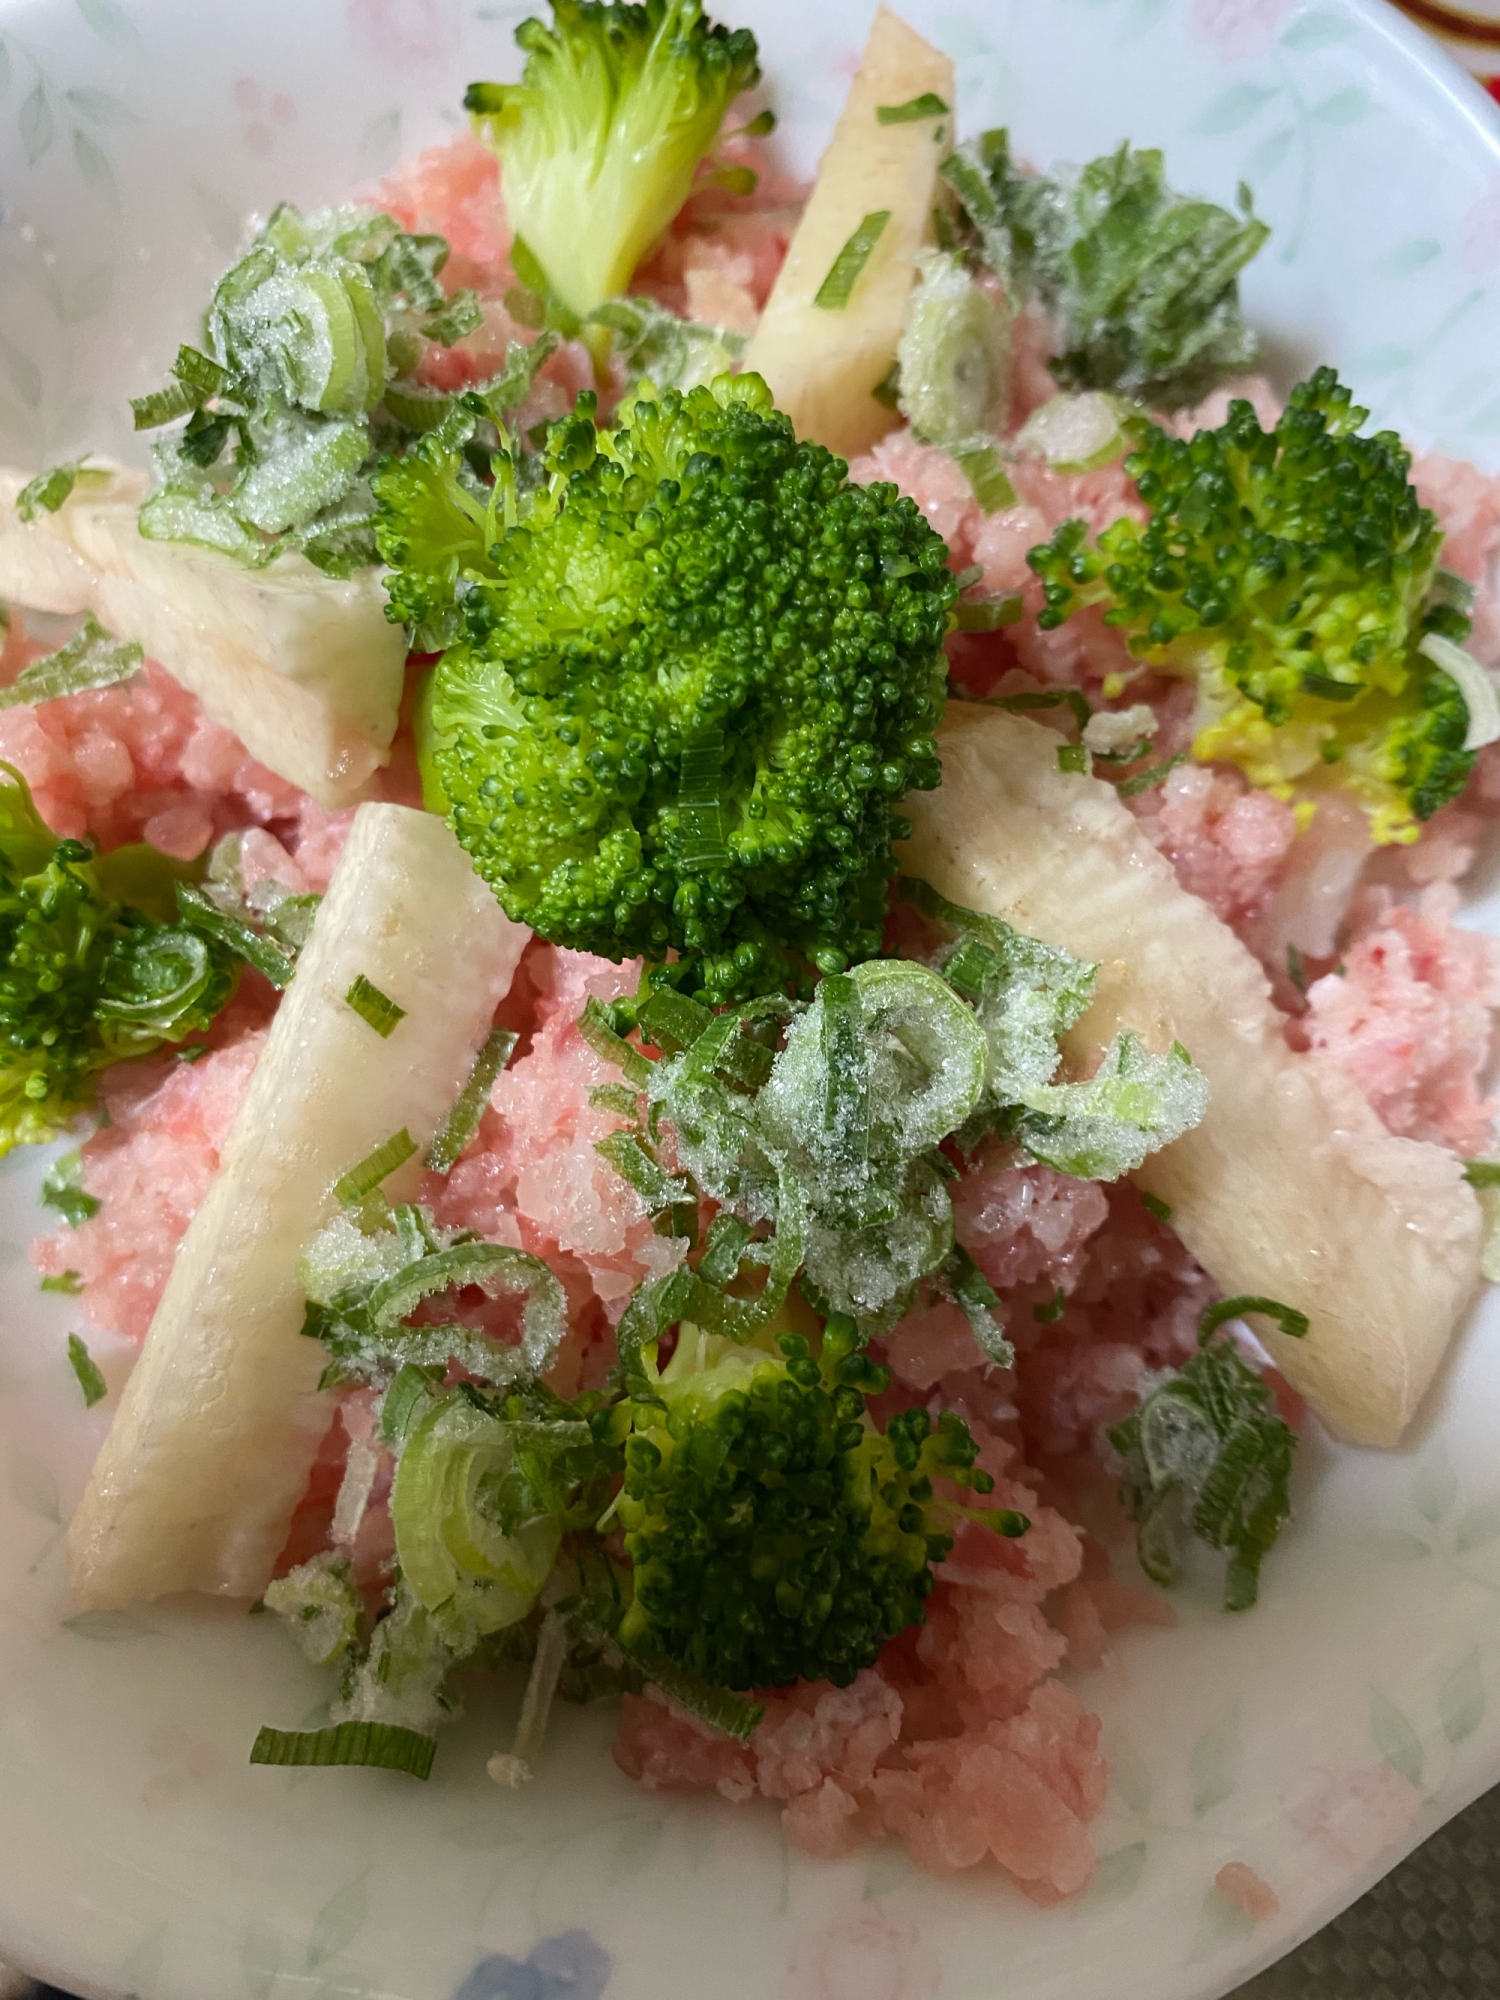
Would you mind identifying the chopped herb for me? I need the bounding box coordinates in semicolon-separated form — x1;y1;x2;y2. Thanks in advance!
345;973;406;1038
249;1720;436;1778
1114;751;1186;798
424;1027;518;1172
421;289;484;348
1198;1294;1309;1344
813;210;892;310
1140;1190;1173;1224
1462;1160;1500;1188
67;1331;107;1407
175;1043;209;1063
333;1129;417;1207
876;92;950;124
40;1270;83;1294
627;1648;766;1741
577;995;651;1088
41;1152;100;1227
1286;945;1306;993
1033;1288;1066;1323
1057;743;1091;775
15;460;93;522
0;614;142;709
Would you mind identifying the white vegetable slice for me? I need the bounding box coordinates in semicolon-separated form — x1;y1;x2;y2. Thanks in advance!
0;465;405;808
67;804;529;1609
901;702;1482;1447
1418;630;1500;750
742;7;954;458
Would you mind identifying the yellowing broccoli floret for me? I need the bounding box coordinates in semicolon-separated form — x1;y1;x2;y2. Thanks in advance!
1028;368;1476;842
376;373;958;1002
466;0;760;322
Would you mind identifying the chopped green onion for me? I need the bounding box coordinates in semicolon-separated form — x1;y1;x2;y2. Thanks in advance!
1033;1289;1066;1324
872;361;902;410
813;211;892;310
949;439;1016;513
41;1151;100;1227
578;996;651;1088
988;687;1094;731
1140;1190;1173;1224
954;593;1023;632
876;92;950;124
424;1027;517;1172
175;884;296;989
334;1128;417;1207
627;1647;765;1741
636;987;713;1056
1115;751;1186;798
172;343;230;399
423;289;484;347
1057;743;1090;775
131;380;201;431
1286;945;1306;993
16;460;88;521
379;1361;445;1445
1462;1160;1500;1188
0;614;143;708
345;973;406;1038
249;1720;436;1778
1199;1295;1309;1345
175;1043;210;1063
677;728;729;866
589;1081;642;1119
41;1269;84;1294
67;1332;107;1407
595;1130;693;1215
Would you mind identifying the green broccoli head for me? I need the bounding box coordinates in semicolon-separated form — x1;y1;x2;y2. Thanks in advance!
616;1319;1021;1689
389;373;957;1002
0;766;238;1154
1027;368;1473;843
466;0;760;322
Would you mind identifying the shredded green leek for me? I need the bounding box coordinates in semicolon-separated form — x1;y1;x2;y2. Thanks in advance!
1140;1190;1173;1223
333;1129;417;1207
249;1720;436;1778
1462;1159;1500;1188
813;211;891;310
41;1152;100;1227
1198;1295;1309;1344
345;973;407;1038
876;93;950;124
40;1270;83;1294
424;1027;518;1172
66;1331;107;1407
174;884;295;989
0;615;142;709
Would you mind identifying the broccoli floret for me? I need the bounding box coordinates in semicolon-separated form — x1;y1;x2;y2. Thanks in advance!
942;132;1267;409
466;0;760;322
1027;369;1474;843
616;1319;1022;1689
378;372;957;1002
0;765;239;1154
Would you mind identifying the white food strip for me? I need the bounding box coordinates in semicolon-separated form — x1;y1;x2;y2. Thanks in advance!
0;466;405;808
743;6;954;459
67;804;529;1608
901;703;1482;1447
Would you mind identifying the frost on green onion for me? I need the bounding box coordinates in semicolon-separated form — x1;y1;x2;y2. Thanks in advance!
0;615;143;710
895;250;1014;513
129;200;550;574
264;1551;364;1669
1109;1300;1299;1611
940;130;1268;409
589;296;746;393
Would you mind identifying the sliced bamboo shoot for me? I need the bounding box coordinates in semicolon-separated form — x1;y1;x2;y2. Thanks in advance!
0;466;405;809
67;804;529;1609
901;702;1482;1447
743;7;954;458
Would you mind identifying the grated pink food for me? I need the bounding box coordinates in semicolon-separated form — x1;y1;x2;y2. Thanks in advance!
1298;884;1500;1154
30;1004;270;1340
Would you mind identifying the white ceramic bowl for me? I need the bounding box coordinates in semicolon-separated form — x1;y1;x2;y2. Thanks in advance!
3;4;1500;1998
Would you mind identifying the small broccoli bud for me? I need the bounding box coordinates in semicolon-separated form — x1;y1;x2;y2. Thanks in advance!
467;0;761;322
1025;368;1475;843
393;374;958;1000
615;1322;1023;1690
